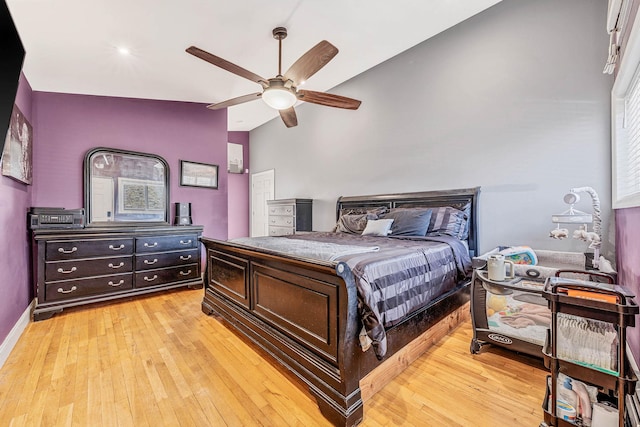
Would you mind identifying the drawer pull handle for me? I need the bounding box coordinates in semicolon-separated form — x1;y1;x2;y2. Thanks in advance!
108;280;125;287
109;244;125;251
143;275;158;282
144;258;158;265
179;270;192;276
179;255;192;261
58;247;77;254
179;239;192;245
57;267;77;274
57;286;77;294
108;262;125;269
143;242;158;248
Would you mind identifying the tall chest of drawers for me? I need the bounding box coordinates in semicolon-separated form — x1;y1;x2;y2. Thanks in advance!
32;225;203;320
267;198;313;236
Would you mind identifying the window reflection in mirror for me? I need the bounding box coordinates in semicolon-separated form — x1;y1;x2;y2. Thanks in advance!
84;148;170;226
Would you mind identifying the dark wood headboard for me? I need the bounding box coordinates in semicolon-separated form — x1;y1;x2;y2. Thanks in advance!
336;187;480;257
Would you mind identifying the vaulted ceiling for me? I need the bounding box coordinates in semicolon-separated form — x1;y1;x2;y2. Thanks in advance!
7;0;501;131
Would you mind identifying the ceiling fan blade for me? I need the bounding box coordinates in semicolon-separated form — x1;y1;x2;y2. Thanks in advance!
186;46;267;85
297;90;361;110
284;41;338;85
206;92;262;110
279;107;298;128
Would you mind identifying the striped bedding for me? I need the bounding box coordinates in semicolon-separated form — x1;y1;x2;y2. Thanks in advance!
235;232;472;359
289;232;471;358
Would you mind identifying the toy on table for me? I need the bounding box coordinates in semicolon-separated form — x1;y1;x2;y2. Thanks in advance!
498;246;538;265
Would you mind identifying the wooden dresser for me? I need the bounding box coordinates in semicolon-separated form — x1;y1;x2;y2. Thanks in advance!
31;225;203;320
267;198;312;236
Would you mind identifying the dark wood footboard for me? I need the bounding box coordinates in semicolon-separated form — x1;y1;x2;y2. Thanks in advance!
200;187;479;426
200;237;470;426
202;239;364;425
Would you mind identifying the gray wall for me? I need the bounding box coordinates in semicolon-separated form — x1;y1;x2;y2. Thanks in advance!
250;0;613;257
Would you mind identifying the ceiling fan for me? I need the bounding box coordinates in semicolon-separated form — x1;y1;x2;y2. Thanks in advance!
186;27;361;128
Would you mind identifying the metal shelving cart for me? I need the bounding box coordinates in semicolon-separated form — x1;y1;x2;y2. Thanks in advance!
541;275;638;427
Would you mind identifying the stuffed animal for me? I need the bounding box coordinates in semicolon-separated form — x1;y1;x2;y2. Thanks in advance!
549;228;569;239
573;227;601;248
487;295;507;314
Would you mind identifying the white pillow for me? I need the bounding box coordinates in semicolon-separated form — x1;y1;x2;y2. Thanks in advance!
361;219;394;236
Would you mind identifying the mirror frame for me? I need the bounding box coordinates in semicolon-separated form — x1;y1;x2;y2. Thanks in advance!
84;147;170;227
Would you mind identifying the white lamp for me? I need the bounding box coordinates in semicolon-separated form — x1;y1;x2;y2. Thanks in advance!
262;79;297;110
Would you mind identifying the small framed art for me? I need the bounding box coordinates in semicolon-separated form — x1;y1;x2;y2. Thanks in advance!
180;160;219;189
2;104;32;184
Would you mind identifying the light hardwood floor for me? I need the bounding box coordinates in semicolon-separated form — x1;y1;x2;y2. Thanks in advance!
0;288;547;426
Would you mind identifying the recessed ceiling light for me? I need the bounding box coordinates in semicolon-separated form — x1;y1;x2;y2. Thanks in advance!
117;46;131;56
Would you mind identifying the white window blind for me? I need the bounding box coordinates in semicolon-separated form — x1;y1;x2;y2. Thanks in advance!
618;68;640;200
612;8;640;209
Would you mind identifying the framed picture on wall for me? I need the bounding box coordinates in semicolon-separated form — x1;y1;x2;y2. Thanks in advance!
180;160;219;189
1;104;33;184
227;142;243;174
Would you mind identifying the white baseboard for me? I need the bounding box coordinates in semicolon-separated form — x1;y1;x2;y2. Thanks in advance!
0;300;34;369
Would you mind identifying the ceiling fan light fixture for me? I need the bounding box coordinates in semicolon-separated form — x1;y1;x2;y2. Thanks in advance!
262;79;297;110
262;87;297;110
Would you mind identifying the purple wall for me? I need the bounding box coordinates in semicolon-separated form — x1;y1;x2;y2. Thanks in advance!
616;208;640;361
0;82;251;348
31;93;229;240
227;131;250;239
0;73;32;341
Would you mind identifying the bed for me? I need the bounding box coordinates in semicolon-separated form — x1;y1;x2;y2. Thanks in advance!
200;187;480;426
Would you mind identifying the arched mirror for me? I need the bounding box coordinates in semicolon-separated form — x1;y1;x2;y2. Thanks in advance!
84;147;170;226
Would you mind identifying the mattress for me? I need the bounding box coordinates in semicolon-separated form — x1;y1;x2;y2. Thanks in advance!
231;232;472;358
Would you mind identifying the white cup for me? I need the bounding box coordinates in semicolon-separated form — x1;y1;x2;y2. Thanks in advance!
487;254;515;281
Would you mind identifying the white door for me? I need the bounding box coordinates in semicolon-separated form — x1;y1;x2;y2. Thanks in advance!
91;177;115;222
251;169;275;237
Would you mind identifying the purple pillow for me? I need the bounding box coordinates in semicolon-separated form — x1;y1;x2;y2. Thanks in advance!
427;206;469;239
382;208;433;236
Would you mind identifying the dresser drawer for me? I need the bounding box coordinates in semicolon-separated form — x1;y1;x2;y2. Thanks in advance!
45;256;133;281
269;215;295;227
32;225;204;321
135;264;200;288
268;205;295;216
136;234;198;253
45;273;134;302
135;249;200;270
46;238;134;261
269;225;294;236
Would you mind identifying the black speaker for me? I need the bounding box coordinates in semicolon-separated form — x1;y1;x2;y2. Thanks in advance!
174;202;192;225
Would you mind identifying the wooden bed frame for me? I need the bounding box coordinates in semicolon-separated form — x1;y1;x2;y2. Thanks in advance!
200;187;480;426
